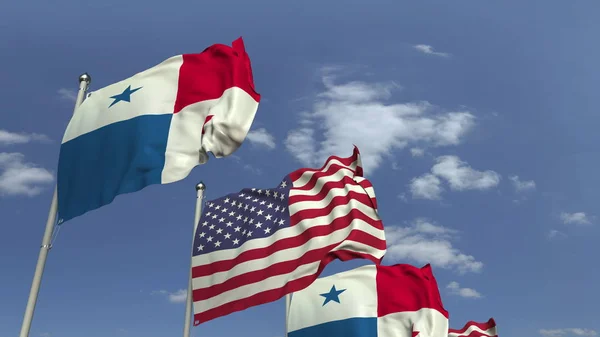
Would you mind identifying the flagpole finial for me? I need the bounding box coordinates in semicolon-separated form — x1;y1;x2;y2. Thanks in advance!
79;73;91;84
196;182;206;191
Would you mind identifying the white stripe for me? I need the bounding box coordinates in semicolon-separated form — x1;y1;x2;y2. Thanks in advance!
289;185;376;216
290;168;358;198
292;158;359;189
362;186;376;199
351;176;377;210
353;177;376;198
293;197;380;228
192;218;385;290
194;258;318;314
191;198;383;266
162;87;259;183
193;242;385;314
449;325;497;337
355;152;363;170
62;55;182;143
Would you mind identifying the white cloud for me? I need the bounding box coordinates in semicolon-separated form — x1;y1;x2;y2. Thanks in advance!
509;175;536;192
547;229;567;240
384;218;483;274
0;153;54;197
152;289;187;303
447;281;482;299
286;127;317;165
560;212;592;225
410;156;500;199
230;155;262;175
246;128;276;150
285;68;475;172
540;328;598;337
57;88;77;102
431;156;500;191
410;148;425;157
0;129;50;146
167;289;187;303
242;163;262;175
410;174;443;200
413;44;451;57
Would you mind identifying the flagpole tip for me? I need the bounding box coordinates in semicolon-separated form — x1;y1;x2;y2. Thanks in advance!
196;182;206;191
79;73;91;84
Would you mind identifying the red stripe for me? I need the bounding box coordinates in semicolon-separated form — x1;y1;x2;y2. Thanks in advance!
174;37;261;114
192;231;384;301
351;146;363;177
288;178;373;204
451;330;496;337
290;191;379;225
289;176;363;198
289;152;359;181
354;178;377;209
355;178;373;189
291;164;356;192
192;209;384;278
449;319;497;334
289;174;364;200
193;249;382;325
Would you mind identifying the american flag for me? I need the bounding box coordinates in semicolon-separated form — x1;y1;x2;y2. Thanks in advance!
449;319;498;337
191;146;387;325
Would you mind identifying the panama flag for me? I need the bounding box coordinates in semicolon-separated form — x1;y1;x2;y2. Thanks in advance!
57;37;260;224
287;264;449;337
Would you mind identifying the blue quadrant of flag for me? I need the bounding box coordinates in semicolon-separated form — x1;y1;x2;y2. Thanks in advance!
193;176;292;255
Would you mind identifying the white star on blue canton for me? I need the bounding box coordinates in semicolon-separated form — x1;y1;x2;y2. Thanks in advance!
193;178;292;257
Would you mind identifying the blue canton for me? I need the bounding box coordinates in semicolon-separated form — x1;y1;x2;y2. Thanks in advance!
320;285;346;306
109;85;143;108
192;175;293;256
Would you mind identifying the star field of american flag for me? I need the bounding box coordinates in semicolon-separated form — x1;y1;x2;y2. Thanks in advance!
192;175;293;256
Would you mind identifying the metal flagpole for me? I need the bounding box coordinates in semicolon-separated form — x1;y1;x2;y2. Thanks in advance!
183;182;206;337
19;73;91;337
285;294;291;337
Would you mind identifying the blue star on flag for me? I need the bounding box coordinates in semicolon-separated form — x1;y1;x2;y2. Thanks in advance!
319;285;346;306
108;85;142;108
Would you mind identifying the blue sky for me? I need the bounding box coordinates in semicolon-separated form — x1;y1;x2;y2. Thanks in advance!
1;1;599;337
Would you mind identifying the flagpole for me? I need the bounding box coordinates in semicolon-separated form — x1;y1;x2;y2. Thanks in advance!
184;181;206;337
19;73;91;337
285;294;291;337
